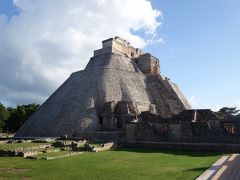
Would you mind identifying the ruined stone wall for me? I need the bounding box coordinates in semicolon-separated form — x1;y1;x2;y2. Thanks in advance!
126;110;240;143
124;141;240;153
126;121;240;143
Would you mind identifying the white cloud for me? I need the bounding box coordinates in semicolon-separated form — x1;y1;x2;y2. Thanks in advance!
188;95;197;109
187;95;240;112
146;37;164;45
0;0;161;106
187;95;221;111
232;100;240;110
200;104;221;112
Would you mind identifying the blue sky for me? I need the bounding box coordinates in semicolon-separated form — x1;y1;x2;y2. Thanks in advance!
0;0;18;18
145;0;240;109
0;0;239;110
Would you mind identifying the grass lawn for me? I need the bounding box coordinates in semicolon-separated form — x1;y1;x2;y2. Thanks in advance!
0;147;221;180
0;142;51;151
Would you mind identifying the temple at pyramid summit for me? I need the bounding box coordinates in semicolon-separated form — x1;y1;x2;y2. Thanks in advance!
15;36;192;138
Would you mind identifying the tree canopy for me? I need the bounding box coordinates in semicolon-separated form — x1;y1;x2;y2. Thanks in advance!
0;103;10;132
217;107;240;117
0;103;40;133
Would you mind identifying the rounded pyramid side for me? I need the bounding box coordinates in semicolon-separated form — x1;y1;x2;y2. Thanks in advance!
15;53;152;137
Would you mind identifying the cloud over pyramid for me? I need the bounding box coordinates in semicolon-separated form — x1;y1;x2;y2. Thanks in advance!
15;37;191;137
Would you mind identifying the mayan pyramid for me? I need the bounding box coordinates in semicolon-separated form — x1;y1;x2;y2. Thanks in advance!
15;37;191;137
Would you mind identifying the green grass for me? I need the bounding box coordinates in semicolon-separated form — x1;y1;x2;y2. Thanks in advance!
0;147;221;180
0;142;51;151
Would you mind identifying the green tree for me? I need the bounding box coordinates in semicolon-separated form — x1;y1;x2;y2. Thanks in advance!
0;103;9;132
22;104;40;118
5;103;40;132
218;107;240;117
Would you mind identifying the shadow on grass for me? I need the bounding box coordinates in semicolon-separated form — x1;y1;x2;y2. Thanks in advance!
184;166;209;172
111;147;223;157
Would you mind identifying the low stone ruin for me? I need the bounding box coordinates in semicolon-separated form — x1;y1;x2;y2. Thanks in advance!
84;142;115;152
0;139;116;160
126;109;240;144
0;142;51;157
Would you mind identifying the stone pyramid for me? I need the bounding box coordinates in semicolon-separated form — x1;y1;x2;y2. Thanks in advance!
15;37;191;137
